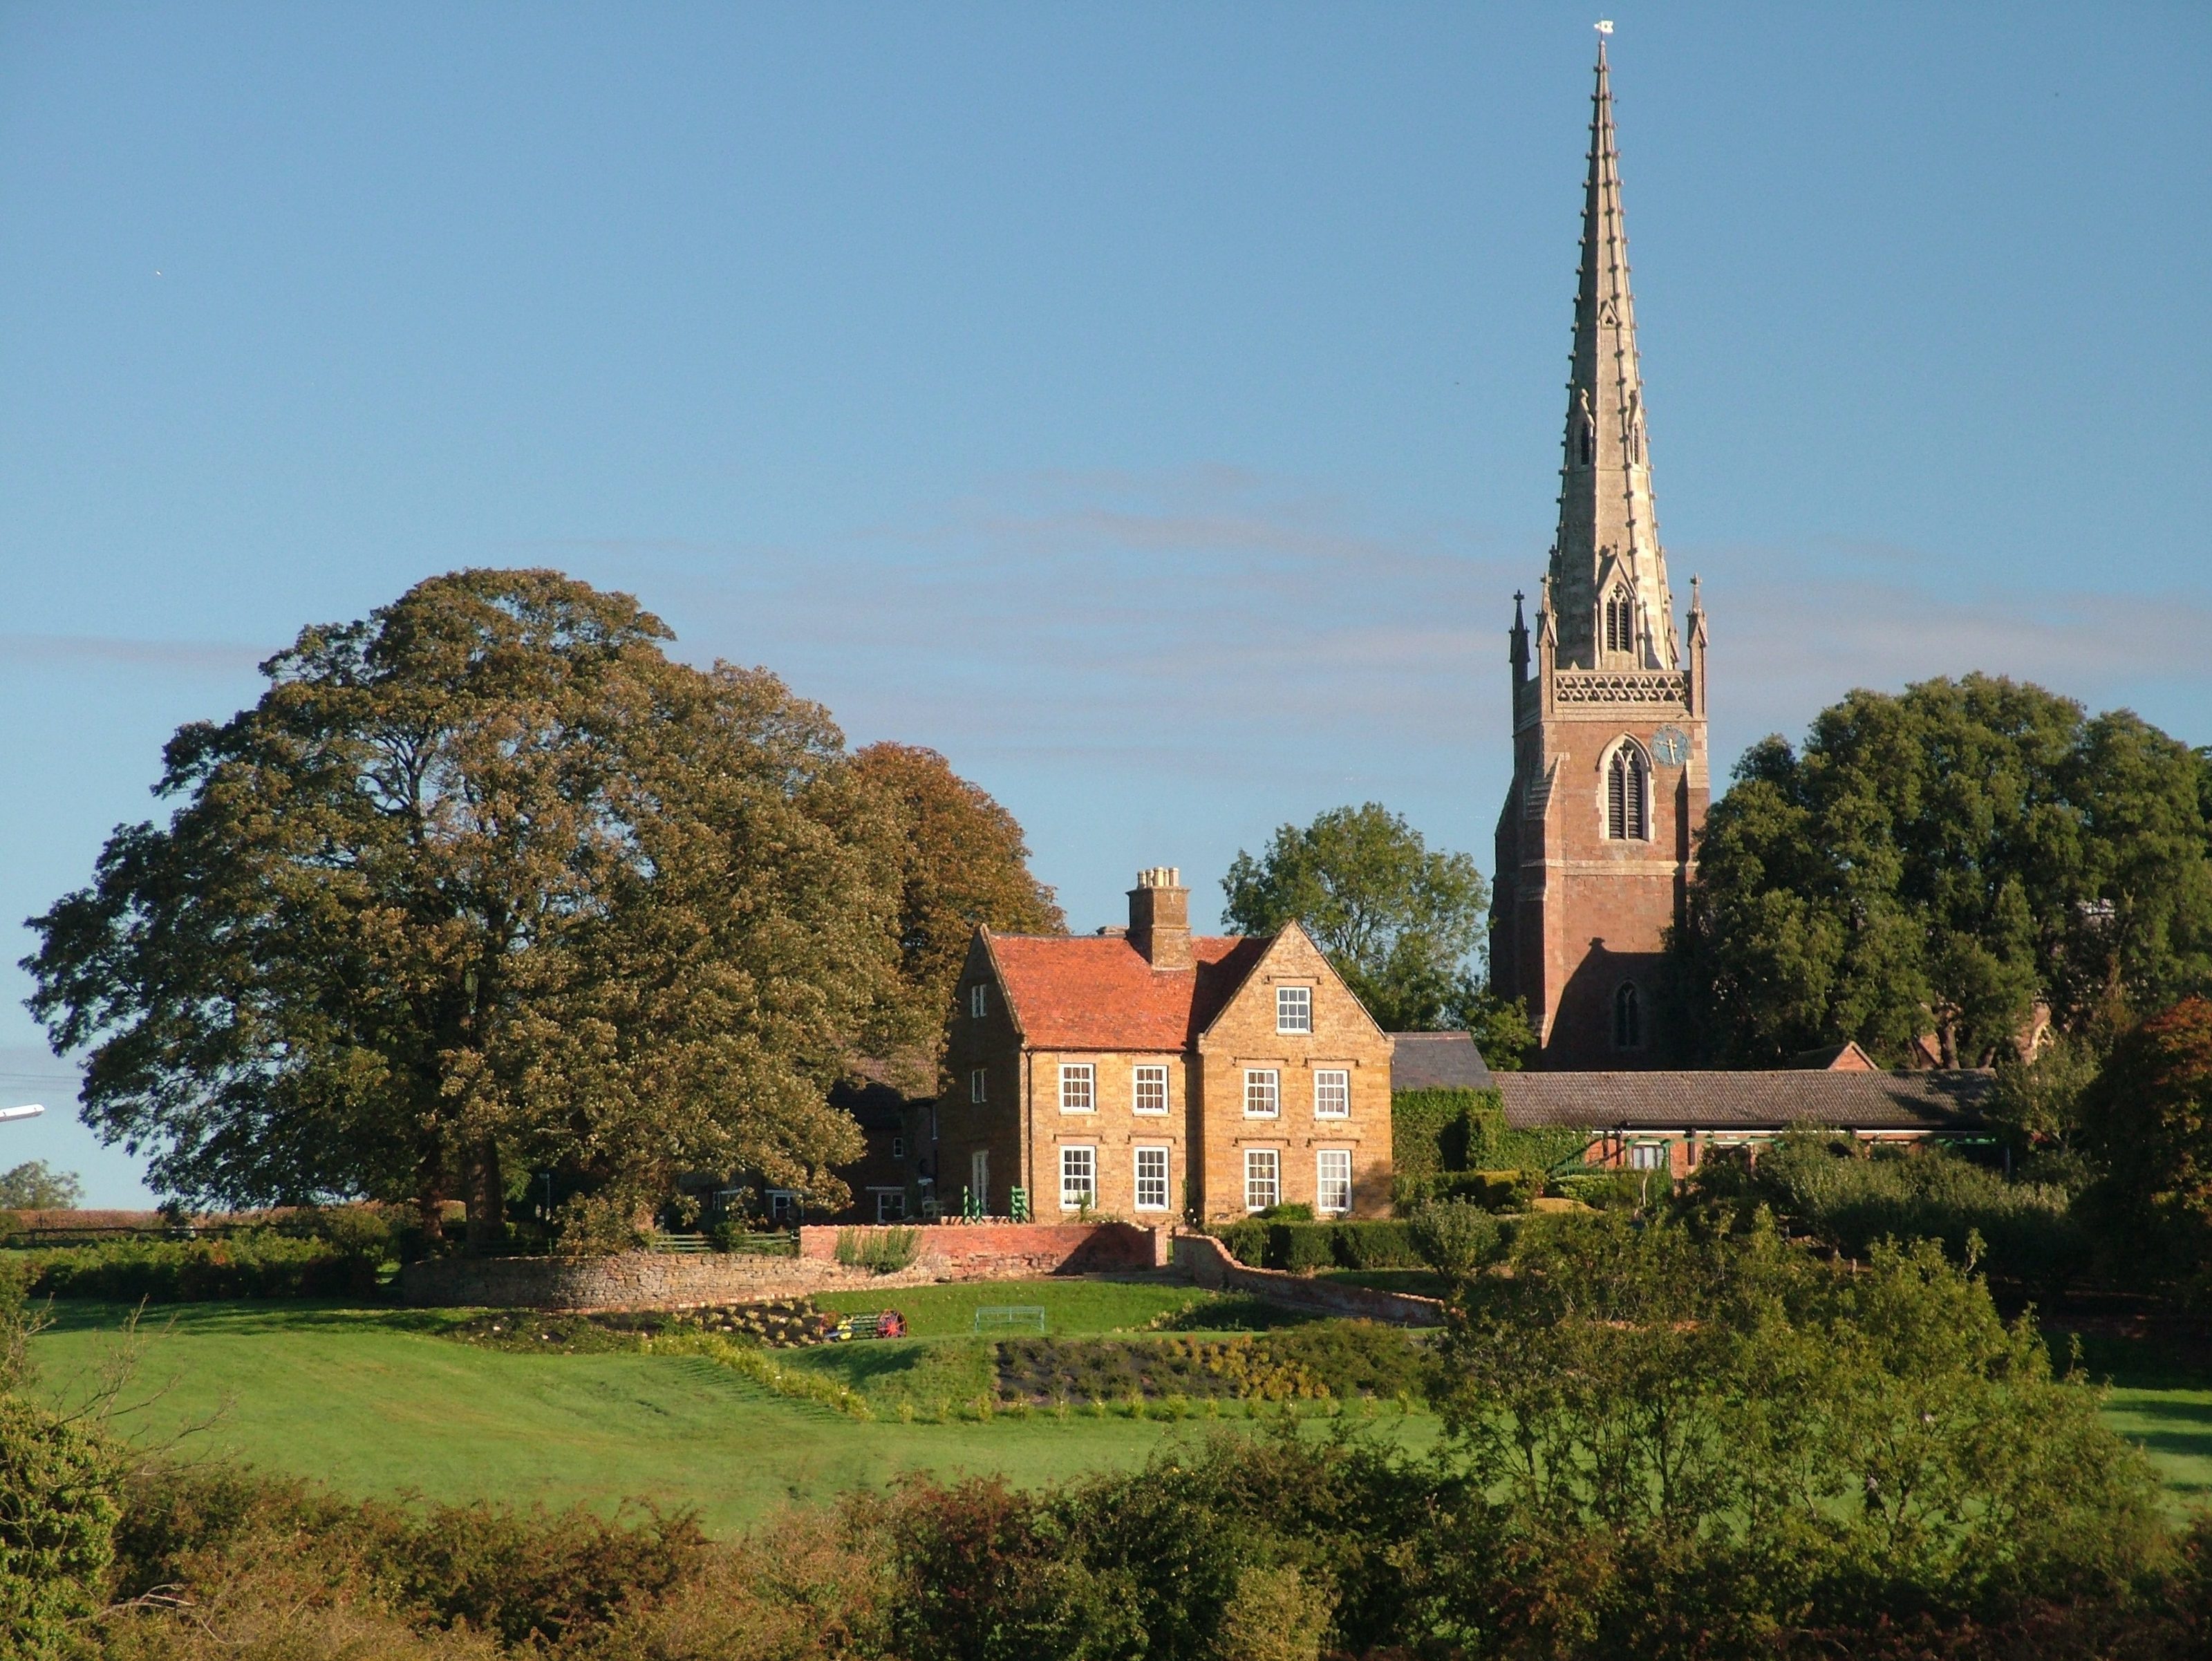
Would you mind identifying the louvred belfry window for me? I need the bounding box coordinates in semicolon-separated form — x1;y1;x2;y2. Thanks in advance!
1604;588;1635;655
1607;745;1649;841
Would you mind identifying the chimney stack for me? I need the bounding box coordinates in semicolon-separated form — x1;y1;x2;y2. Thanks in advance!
1127;867;1191;970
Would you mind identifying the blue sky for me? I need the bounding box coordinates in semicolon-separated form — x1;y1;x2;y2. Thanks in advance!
3;3;2207;1204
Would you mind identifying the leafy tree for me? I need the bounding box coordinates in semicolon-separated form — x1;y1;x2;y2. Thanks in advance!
1222;803;1499;1033
0;1163;82;1211
1432;1212;2166;1651
849;742;1065;1043
1673;675;2212;1066
24;570;905;1244
2078;994;2212;1292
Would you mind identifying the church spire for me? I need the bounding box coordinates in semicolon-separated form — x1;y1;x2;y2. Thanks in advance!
1546;32;1677;670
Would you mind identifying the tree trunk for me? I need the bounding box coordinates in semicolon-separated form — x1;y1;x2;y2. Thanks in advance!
465;1138;506;1250
416;1164;447;1249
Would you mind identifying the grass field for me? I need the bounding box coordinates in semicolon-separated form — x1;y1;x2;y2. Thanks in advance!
24;1289;2212;1533
22;1288;1430;1535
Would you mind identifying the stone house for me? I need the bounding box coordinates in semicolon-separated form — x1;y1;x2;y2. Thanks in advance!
934;867;1395;1225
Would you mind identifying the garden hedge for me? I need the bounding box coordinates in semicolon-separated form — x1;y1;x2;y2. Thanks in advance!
1217;1220;1423;1273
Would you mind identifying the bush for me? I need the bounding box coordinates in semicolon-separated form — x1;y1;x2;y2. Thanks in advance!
1270;1223;1337;1274
1687;1130;2090;1284
0;1393;118;1658
834;1228;919;1273
1215;1219;1270;1267
1255;1203;1313;1222
1551;1169;1653;1210
1393;1087;1588;1183
1406;1201;1503;1276
1398;1168;1537;1212
1330;1220;1421;1270
19;1233;378;1302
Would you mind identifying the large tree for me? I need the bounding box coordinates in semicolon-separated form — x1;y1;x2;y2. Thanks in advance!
1221;803;1529;1056
1672;675;2212;1067
24;570;907;1241
849;742;1064;1047
2077;995;2212;1287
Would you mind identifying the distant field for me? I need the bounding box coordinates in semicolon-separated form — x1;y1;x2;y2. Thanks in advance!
24;1291;2211;1532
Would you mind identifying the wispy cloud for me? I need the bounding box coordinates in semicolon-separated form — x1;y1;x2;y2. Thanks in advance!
507;469;2212;839
0;634;265;674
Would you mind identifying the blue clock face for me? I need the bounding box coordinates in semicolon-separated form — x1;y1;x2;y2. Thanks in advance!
1653;726;1690;766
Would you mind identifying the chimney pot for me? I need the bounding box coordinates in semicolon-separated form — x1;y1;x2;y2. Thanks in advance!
1127;865;1192;970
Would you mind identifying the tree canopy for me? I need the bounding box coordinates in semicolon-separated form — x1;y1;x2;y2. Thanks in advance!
1672;675;2212;1066
2077;994;2212;1289
849;742;1065;1048
0;1163;82;1211
1221;803;1528;1056
24;570;918;1240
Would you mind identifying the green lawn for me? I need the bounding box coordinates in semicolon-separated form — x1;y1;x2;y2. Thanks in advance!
22;1289;1422;1535
26;1294;2211;1536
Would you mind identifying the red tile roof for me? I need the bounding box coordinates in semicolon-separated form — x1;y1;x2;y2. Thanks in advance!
986;931;1270;1050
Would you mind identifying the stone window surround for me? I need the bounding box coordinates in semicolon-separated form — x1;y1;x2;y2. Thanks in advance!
1313;1068;1350;1118
1060;1062;1096;1114
1243;1067;1280;1118
1133;1144;1170;1212
1060;1144;1096;1210
1315;1149;1352;1214
1244;1147;1281;1212
1132;1063;1170;1115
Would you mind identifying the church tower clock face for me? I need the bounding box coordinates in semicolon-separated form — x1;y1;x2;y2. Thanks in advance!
1653;726;1690;767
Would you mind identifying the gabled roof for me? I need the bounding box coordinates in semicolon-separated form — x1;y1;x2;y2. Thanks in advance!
1790;1041;1882;1072
984;931;1271;1051
1389;1031;1494;1092
1494;1070;1992;1133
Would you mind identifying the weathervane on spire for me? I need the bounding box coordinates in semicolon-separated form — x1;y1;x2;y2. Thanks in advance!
1595;19;1614;37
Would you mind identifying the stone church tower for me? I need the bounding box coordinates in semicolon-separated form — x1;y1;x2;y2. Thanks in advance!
1490;39;1709;1068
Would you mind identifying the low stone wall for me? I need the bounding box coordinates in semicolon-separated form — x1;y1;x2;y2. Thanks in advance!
1172;1232;1445;1327
398;1250;939;1311
798;1221;1169;1280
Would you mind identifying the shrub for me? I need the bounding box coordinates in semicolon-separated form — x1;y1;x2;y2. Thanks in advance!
1216;1219;1270;1267
1551;1169;1653;1210
0;1393;119;1658
1270;1223;1337;1274
1687;1130;2090;1284
1255;1202;1314;1222
1393;1087;1588;1183
1399;1168;1537;1212
19;1233;377;1302
1330;1220;1421;1270
834;1228;919;1273
1406;1201;1503;1276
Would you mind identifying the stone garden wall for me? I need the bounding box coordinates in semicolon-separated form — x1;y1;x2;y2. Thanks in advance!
397;1250;937;1311
796;1221;1170;1279
400;1222;1170;1309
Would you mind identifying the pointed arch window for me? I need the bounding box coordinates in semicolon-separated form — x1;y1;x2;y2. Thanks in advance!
1613;982;1642;1049
1604;588;1635;656
1606;742;1650;841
